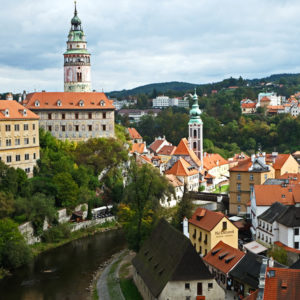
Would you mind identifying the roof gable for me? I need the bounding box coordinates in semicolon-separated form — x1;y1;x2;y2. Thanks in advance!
132;219;213;297
165;158;199;177
127;127;142;140
0;100;39;120
258;202;288;223
189;208;225;231
174;138;201;167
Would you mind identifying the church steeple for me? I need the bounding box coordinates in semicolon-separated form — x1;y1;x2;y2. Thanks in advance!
63;1;92;92
188;89;203;167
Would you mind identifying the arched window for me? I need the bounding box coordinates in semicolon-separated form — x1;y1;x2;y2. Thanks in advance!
79;100;84;107
35;100;40;107
194;129;197;138
193;142;197;149
23;109;27;116
57;100;62;107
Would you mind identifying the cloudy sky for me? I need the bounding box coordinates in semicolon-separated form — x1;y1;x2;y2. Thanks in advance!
1;0;300;93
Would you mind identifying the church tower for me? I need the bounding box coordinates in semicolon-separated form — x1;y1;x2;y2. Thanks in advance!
188;89;203;168
64;2;91;92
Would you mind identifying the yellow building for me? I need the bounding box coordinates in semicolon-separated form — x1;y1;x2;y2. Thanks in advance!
0;101;39;177
229;155;275;215
188;208;238;256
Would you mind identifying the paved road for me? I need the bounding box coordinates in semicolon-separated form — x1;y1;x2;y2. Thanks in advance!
97;251;126;300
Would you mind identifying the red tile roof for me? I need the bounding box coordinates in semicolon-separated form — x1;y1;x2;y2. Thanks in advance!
131;143;145;154
274;241;300;254
127;128;142;140
165;158;199;177
165;174;184;187
189;208;225;231
241;103;256;108
157;145;177;156
149;139;166;153
254;185;298;206
203;241;245;274
203;153;228;170
267;105;284;110
260;96;271;102
173;138;201;167
279;173;300;185
0;100;39;120
24;92;115;110
265;154;291;170
263;267;300;300
230;158;252;172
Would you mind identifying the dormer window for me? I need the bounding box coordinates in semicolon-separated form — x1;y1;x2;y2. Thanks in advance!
5;109;9;117
79;100;84;107
35;100;40;107
57;100;62;107
23;109;27;116
100;100;105;106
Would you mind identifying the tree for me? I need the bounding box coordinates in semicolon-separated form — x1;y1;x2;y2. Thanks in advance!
0;192;14;218
0;218;32;269
118;162;170;251
172;190;194;230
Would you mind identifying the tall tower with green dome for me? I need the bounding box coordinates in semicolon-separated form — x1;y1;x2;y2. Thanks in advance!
64;2;91;92
188;89;203;168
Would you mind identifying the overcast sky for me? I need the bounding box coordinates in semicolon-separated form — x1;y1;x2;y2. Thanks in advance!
1;0;300;93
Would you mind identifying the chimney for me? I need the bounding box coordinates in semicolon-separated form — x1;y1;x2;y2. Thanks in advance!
183;217;189;238
251;154;255;163
269;257;274;267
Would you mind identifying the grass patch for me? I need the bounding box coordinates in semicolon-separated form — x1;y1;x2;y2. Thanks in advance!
92;287;99;300
30;220;119;256
120;278;143;300
119;262;131;278
212;185;229;194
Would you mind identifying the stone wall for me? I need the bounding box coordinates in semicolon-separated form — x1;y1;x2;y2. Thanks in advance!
18;222;41;245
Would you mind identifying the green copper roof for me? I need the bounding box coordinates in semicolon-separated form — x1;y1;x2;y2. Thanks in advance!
189;89;202;124
64;48;90;55
71;1;81;26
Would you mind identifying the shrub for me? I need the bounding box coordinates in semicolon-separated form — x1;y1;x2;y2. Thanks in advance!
42;223;71;243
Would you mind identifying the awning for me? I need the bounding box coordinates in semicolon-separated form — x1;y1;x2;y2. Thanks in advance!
243;241;267;254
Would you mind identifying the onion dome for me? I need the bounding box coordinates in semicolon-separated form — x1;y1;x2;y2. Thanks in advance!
189;88;202;124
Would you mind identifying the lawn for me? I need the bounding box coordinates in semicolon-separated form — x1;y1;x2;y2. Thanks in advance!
212;184;229;194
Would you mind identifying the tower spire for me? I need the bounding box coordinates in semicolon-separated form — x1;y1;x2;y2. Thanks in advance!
74;1;77;16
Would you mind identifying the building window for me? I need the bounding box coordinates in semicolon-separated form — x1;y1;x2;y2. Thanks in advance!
103;112;106;119
75;125;79;132
48;113;52;120
25;154;29;160
238;205;241;213
204;234;208;244
24;138;29;145
16;155;20;162
88;113;92;119
295;228;299;236
61;125;66;132
264;174;268;180
24;124;29;130
208;283;213;289
33;137;36;144
237;174;241;180
205;249;207;256
102;125;106;131
185;283;190;290
62;113;65;120
6;156;12;163
295;242;299;249
5;125;11;132
200;246;202;254
25;168;30;173
237;194;241;202
6;139;11;147
33;124;36;130
250;184;254;193
14;124;19;131
222;221;227;230
88;125;92;131
33;153;36;160
237;183;241;192
75;113;79;119
250;174;254;181
15;138;20;146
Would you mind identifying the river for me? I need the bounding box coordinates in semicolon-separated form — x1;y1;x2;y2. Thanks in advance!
0;229;126;300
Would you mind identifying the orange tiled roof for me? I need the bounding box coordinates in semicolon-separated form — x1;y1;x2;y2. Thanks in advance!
189;208;225;231
127;128;142;140
241;103;256;108
203;153;228;171
263;267;300;300
265;154;291;170
267;105;284;110
24;92;115;110
244;290;258;300
140;155;152;164
260;96;271;102
254;185;297;206
165;174;184;187
230;158;252;172
203;241;245;274
279;173;300;185
149;139;166;153
274;241;300;254
173;138;201;167
0;100;39;120
157;145;177;156
131;143;145;154
165;157;199;177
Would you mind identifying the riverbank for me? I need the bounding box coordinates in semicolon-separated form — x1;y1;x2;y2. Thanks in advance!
31;220;121;256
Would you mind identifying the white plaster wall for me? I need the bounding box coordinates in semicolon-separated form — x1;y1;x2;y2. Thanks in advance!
160;279;225;300
278;224;293;247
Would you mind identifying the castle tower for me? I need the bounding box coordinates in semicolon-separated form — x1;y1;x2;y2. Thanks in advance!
64;2;91;92
188;89;203;167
